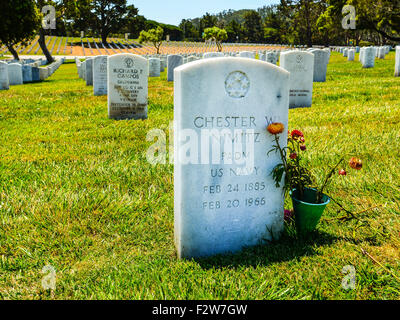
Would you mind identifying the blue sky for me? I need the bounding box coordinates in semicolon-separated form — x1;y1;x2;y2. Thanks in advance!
130;0;280;26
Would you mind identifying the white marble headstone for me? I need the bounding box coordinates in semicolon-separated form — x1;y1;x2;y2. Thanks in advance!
85;58;93;86
107;53;148;120
347;49;355;61
174;57;289;259
203;52;224;59
280;51;314;108
0;62;10;90
148;58;161;77
93;56;108;96
8;63;23;85
239;51;256;59
362;47;375;68
167;55;183;82
310;49;329;82
395;46;400;77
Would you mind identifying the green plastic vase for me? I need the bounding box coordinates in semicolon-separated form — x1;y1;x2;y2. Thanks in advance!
291;188;330;235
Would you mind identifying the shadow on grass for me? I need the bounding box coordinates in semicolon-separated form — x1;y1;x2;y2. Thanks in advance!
194;230;339;270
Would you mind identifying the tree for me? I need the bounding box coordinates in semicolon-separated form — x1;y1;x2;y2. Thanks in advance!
243;11;264;43
346;0;400;42
139;26;164;54
264;7;287;43
91;0;133;44
226;20;243;42
200;13;218;35
203;27;228;52
0;0;40;60
180;19;199;40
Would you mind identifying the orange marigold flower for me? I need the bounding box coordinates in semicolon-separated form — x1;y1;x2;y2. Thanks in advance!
349;157;363;170
267;123;285;135
291;130;304;139
339;169;347;176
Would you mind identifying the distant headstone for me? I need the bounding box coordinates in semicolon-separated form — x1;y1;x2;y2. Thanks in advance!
378;47;386;59
107;53;148;120
239;51;255;59
174;57;290;259
280;51;314;108
203;52;224;59
93;56;108;96
0;61;10;90
347;49;355;61
395;46;400;77
149;58;161;77
362;47;375;68
22;65;33;83
32;67;40;82
81;61;86;80
85;58;93;86
39;67;48;80
187;56;198;63
359;47;364;63
167;55;183;82
266;52;278;65
310;49;329;82
8;63;23;85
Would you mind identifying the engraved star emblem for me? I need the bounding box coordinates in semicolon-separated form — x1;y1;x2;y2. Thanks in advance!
225;71;250;99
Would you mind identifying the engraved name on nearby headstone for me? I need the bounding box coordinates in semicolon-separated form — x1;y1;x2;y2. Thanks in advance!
108;53;148;120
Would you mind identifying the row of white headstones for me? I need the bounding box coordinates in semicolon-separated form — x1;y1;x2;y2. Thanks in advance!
334;45;396;69
0;58;64;90
76;48;334;118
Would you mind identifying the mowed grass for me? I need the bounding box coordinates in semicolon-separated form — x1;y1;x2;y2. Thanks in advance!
0;53;399;300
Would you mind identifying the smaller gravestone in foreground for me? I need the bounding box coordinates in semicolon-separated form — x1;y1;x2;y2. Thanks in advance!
395;46;400;77
280;51;314;108
93;56;108;96
167;55;183;82
0;61;10;90
108;53;148;120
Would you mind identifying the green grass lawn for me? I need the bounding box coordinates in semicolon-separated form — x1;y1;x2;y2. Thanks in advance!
0;53;399;300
